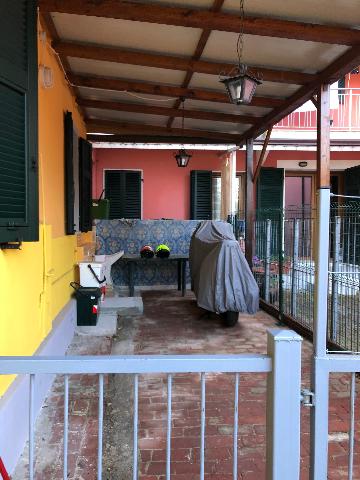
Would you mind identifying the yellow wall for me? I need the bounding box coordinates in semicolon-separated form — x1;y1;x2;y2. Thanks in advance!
0;19;87;395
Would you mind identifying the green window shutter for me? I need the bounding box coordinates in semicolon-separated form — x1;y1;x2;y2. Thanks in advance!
123;171;142;218
256;168;284;214
105;170;142;219
344;166;360;197
190;170;212;220
79;138;93;232
343;166;360;262
0;0;38;242
64;112;75;235
105;171;123;219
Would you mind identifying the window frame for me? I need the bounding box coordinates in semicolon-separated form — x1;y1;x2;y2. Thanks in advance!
103;168;143;220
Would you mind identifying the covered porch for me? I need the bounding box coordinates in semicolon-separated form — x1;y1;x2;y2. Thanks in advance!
10;290;356;480
0;1;360;480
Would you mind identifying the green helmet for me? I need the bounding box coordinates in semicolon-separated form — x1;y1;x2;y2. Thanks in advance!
156;244;170;258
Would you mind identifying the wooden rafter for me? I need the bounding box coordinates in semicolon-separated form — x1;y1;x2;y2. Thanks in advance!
69;73;283;108
85;118;242;142
39;13;84;114
39;1;360;46
167;0;225;129
239;46;360;143
78;98;259;124
87;134;234;144
54;41;315;86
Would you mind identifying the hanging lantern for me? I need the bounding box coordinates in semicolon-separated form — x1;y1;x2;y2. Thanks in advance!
174;99;192;167
220;0;261;105
221;65;261;105
175;148;192;168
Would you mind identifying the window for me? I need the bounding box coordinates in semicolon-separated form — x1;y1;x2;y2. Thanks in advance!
64;113;91;233
212;175;222;220
0;1;38;243
338;76;346;105
105;170;142;219
212;173;245;220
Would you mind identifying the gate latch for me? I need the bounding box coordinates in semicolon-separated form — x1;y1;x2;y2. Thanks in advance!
301;389;314;407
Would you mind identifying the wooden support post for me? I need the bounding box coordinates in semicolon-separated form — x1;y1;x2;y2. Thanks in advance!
316;84;331;189
310;83;331;480
253;127;273;184
245;138;254;267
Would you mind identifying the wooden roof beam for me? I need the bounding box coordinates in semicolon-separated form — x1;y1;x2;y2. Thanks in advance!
69;73;283;108
39;1;360;46
87;134;234;144
78;98;259;124
54;41;315;86
85;118;242;142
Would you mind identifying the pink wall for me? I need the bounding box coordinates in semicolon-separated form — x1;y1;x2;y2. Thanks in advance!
93;147;359;219
93;148;239;219
263;150;360;167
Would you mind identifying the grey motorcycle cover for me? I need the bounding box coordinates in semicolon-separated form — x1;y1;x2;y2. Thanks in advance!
189;221;259;314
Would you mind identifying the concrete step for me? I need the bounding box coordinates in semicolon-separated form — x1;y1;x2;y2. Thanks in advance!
76;313;117;337
100;296;144;316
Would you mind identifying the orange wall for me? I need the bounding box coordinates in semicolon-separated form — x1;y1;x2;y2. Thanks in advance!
0;19;87;396
38;22;86;237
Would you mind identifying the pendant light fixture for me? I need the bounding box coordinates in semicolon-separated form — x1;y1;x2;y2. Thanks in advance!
220;0;261;105
174;99;192;168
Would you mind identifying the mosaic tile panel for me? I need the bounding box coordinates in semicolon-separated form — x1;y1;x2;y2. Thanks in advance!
95;219;200;286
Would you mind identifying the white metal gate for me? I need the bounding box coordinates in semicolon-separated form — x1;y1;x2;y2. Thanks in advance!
0;329;302;480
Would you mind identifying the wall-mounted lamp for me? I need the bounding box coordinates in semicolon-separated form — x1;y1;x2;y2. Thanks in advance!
298;161;308;168
39;64;54;89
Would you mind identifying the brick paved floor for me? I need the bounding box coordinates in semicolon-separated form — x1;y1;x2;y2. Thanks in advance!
12;335;112;480
11;290;359;479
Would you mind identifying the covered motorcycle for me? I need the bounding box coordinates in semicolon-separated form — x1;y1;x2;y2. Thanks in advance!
189;220;259;326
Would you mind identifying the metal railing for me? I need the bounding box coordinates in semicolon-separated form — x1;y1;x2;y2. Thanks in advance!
311;355;360;480
274;88;360;131
253;203;360;351
0;331;302;480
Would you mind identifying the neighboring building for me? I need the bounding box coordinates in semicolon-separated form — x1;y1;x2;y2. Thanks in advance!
92;71;360;220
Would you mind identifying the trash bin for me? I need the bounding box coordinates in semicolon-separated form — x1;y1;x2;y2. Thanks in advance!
70;282;102;326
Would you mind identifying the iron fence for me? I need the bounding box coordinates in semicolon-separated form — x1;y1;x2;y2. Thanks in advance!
0;332;302;480
253;202;360;351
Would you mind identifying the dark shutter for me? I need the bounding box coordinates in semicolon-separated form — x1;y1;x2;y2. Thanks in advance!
79;138;93;232
190;170;212;220
105;170;141;219
124;171;142;218
343;166;360;263
344;166;360;197
256;168;284;214
64;112;75;235
105;171;123;219
0;0;38;242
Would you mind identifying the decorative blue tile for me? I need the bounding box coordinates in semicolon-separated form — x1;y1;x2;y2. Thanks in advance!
95;219;200;286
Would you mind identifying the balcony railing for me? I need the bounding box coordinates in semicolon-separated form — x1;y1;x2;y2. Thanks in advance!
275;88;360;131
